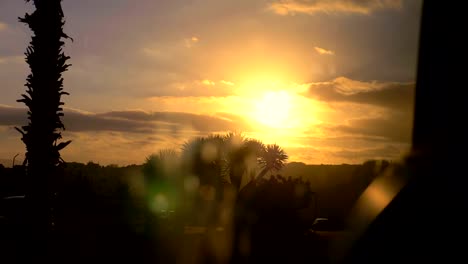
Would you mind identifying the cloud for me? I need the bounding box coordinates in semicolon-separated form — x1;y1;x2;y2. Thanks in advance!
0;105;24;126
185;36;199;48
141;36;198;62
286;141;409;164
146;79;236;97
97;110;251;133
319;111;413;142
141;47;162;57
333;144;405;161
220;80;235;86
140;40;237;97
0;105;252;165
305;77;414;110
302;76;415;148
202;79;235;87
0;105;251;134
0;104;411;165
202;79;215;86
314;46;334;55
0;22;7;31
0;55;24;64
268;0;402;15
58;131;189;165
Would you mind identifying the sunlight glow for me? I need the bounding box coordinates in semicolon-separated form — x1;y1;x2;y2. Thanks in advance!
255;90;291;128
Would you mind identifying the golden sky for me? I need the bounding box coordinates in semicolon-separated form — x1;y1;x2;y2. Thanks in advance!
0;0;422;165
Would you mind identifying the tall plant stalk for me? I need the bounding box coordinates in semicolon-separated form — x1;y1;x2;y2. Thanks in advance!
16;0;71;245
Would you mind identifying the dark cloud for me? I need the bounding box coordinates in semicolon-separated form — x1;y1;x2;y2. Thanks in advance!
0;105;251;134
98;110;251;132
306;77;414;111
320;111;413;142
0;105;24;125
305;77;414;143
285;142;409;164
63;110;158;133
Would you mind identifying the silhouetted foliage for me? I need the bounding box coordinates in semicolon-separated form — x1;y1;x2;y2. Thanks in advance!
253;175;312;211
1;154;390;263
142;149;183;218
182;135;225;188
181;133;282;193
281;160;390;220
16;0;72;166
256;144;289;179
14;0;72;250
222;133;263;191
232;174;314;263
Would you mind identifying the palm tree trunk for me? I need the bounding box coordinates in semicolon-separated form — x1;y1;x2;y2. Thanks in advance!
17;0;71;258
256;167;269;180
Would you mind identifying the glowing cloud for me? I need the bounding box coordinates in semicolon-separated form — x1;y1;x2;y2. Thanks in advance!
314;46;335;55
306;77;414;106
269;0;402;15
220;80;235;86
141;47;160;56
0;22;7;31
0;56;24;64
185;36;199;48
202;79;216;86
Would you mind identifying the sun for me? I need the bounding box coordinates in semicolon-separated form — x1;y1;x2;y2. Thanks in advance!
254;90;292;128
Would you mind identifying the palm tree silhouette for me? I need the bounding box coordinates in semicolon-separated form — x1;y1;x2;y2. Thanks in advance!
15;0;71;243
223;132;259;191
181;135;288;191
181;135;225;197
256;144;288;179
236;143;288;202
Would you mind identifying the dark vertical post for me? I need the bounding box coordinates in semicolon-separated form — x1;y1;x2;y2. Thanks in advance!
412;1;466;156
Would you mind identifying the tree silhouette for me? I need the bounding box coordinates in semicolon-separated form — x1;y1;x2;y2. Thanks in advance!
225;134;265;191
15;0;71;246
143;149;180;183
256;144;288;179
142;150;182;236
181;136;223;187
180;134;289;192
181;133;267;192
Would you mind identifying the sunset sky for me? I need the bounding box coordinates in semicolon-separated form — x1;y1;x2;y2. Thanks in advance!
0;0;422;166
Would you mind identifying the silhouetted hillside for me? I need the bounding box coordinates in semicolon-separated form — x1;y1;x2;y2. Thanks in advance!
279;160;390;221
